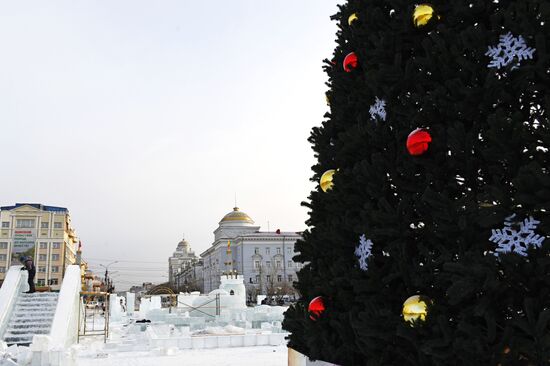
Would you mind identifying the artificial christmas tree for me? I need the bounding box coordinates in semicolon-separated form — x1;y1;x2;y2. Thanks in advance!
283;1;550;365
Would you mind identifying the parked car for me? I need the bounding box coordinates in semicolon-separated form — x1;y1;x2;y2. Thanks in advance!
86;301;98;309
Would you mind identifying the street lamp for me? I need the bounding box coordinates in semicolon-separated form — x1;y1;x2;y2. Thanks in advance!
99;261;118;293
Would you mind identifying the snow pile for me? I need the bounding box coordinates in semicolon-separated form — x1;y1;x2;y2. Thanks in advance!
191;325;245;336
75;345;288;366
0;343;32;366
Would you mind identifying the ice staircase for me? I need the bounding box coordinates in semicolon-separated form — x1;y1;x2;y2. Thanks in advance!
3;292;59;346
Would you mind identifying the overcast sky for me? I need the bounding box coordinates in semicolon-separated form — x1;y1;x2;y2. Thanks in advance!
0;1;340;290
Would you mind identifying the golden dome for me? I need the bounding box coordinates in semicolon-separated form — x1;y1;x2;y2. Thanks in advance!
220;207;254;224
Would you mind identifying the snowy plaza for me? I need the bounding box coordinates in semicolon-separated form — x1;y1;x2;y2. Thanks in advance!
0;266;299;366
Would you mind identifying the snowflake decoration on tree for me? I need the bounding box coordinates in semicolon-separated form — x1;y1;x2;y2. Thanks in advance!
355;234;373;271
369;97;387;122
489;214;545;257
486;32;536;70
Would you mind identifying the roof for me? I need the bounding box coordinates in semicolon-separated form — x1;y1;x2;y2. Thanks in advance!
200;231;303;257
240;231;301;238
0;203;68;212
219;207;254;224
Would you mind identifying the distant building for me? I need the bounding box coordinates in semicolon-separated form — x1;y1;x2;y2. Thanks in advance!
83;271;104;293
129;282;154;293
0;203;81;290
175;259;204;293
168;237;199;287
128;282;157;308
200;207;302;302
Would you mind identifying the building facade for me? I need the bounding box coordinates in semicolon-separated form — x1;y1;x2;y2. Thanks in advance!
168;237;199;287
0;203;81;290
201;207;302;302
175;259;204;293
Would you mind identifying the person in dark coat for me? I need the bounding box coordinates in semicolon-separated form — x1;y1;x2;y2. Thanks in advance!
20;256;36;293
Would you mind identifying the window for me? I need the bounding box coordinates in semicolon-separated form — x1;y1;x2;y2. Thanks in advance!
41;222;49;229
51;254;60;261
276;261;281;268
54;222;63;229
288;275;293;282
51;266;59;273
254;260;260;269
0;267;5;273
38;267;46;273
288;261;293;268
255;275;260;283
39;242;47;249
277;275;282;282
249;278;253;283
0;255;6;261
0;243;7;249
254;247;259;254
276;247;281;255
265;247;270;255
266;275;271;283
39;254;47;261
49;278;59;285
1;222;9;228
52;242;61;249
287;247;292;254
266;261;271;268
37;279;45;286
16;219;35;228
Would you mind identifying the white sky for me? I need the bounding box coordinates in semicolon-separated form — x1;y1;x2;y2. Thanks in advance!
0;1;340;290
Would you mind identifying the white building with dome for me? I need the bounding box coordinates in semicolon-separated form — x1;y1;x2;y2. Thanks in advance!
168;237;198;287
200;207;302;302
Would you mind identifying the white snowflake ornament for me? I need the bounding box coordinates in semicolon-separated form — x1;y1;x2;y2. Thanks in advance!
355;234;373;271
486;32;536;70
369;97;387;122
489;214;545;257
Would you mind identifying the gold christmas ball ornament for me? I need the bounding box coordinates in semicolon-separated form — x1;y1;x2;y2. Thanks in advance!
402;295;430;323
320;169;336;192
413;4;435;27
348;13;359;26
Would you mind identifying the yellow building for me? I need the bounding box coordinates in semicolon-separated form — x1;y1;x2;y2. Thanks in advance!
0;203;80;291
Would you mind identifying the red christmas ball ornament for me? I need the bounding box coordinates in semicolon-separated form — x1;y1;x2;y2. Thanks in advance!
406;128;432;156
343;52;358;72
308;296;326;320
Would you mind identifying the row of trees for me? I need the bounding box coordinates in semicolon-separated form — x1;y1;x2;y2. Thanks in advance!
247;264;298;302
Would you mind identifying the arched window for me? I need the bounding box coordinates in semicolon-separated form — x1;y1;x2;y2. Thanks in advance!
230;290;235;295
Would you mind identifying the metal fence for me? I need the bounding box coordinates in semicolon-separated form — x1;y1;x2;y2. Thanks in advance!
78;291;110;343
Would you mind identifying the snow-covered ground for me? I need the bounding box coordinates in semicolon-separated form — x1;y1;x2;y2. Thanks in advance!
0;305;290;366
75;345;287;366
74;310;288;366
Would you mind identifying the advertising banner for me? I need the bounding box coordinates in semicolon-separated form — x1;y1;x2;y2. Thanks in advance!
11;229;36;266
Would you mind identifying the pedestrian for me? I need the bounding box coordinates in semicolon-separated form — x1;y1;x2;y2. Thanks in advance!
19;256;36;293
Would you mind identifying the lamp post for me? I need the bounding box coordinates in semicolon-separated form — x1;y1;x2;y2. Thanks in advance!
99;261;118;293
